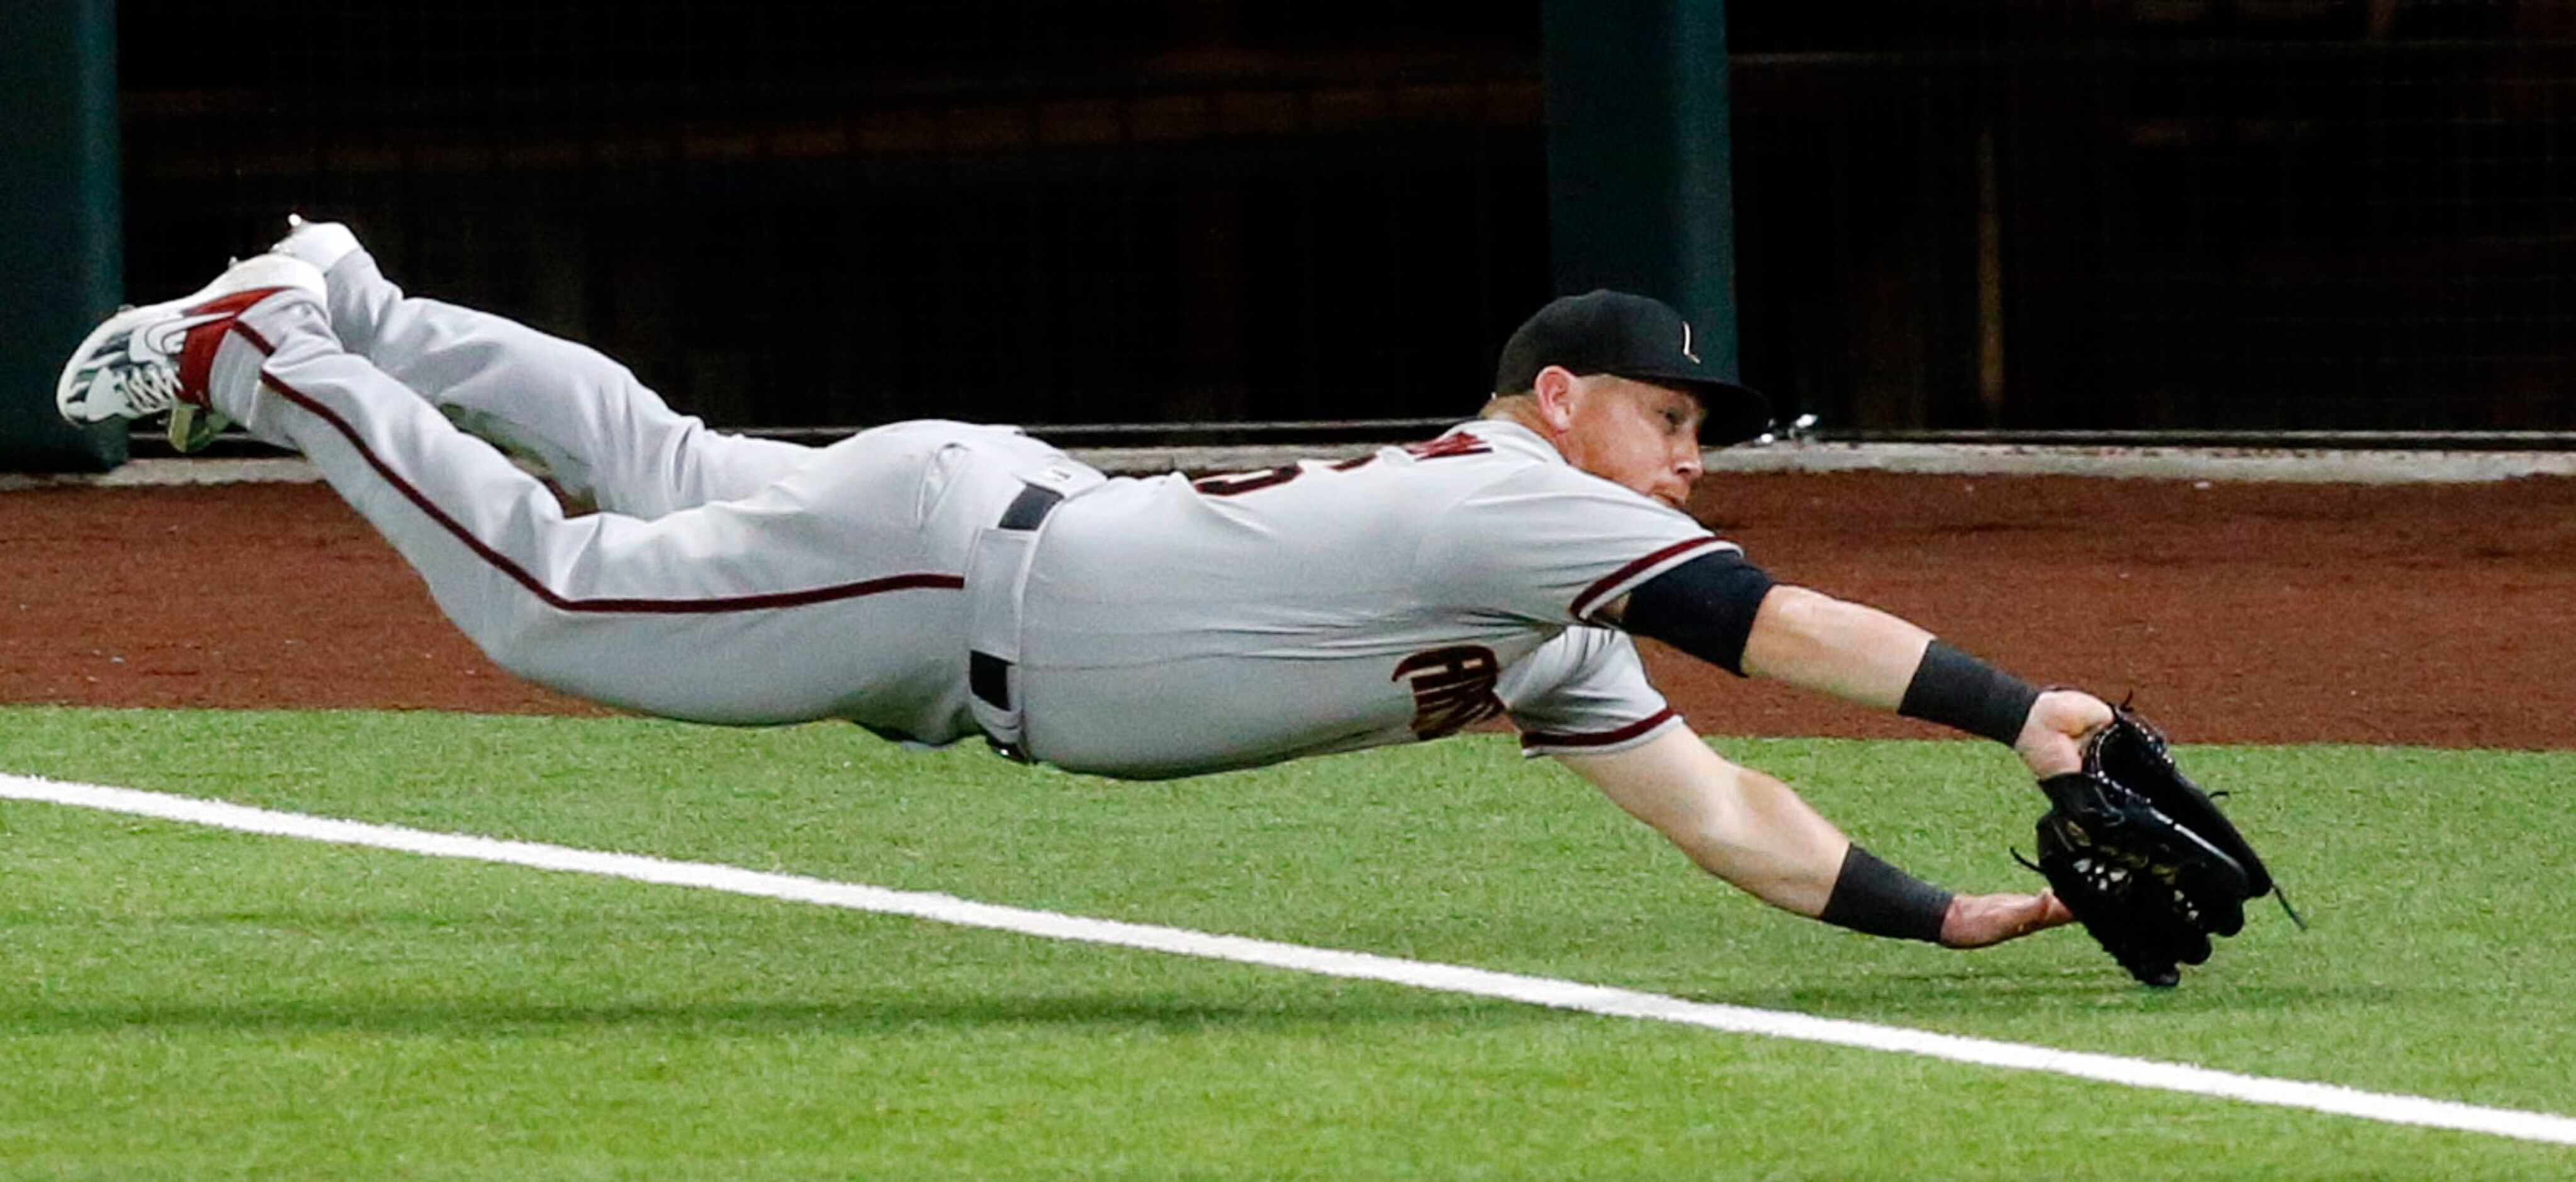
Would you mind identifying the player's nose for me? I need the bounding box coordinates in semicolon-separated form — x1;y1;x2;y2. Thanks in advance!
1673;442;1704;483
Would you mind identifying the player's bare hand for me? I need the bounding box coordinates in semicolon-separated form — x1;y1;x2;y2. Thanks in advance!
1939;889;2075;948
2012;689;2115;779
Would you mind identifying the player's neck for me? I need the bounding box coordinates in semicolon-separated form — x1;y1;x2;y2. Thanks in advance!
1480;399;1558;454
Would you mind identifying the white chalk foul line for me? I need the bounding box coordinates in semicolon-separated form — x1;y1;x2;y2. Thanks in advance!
6;772;2572;1148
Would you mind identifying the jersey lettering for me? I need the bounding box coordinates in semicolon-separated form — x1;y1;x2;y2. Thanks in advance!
1191;434;1494;498
1392;644;1505;739
1403;434;1492;460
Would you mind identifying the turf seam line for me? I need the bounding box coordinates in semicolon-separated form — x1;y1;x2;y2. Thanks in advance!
7;770;2572;1149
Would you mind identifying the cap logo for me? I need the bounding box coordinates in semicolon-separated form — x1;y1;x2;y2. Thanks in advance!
1680;321;1702;365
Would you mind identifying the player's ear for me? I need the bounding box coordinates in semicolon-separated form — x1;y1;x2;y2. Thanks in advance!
1531;366;1582;434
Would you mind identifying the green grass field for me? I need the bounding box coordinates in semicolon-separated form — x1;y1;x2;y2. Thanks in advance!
4;706;2570;1179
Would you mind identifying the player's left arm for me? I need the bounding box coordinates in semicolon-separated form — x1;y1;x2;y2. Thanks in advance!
1597;554;2110;777
1555;726;2070;947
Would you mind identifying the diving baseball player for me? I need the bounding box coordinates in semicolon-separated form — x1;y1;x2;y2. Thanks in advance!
57;219;2114;955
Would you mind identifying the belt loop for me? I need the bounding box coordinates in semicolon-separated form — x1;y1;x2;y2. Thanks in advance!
963;461;1101;758
969;487;1065;716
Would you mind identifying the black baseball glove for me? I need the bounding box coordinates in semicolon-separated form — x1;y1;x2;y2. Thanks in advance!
2020;705;2299;987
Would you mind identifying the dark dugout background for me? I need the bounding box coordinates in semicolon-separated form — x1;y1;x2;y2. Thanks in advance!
109;1;2576;444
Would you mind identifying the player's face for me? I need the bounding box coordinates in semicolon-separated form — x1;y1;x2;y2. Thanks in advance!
1553;375;1707;510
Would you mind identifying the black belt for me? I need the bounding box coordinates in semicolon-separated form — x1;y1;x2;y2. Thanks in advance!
968;483;1063;716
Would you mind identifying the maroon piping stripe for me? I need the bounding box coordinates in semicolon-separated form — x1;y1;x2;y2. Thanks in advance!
252;361;962;614
230;319;275;355
1519;708;1679;751
1568;537;1725;620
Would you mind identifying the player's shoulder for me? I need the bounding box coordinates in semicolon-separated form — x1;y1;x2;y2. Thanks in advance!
1434;419;1553;465
1375;420;1550;473
1385;420;1604;498
1436;420;1708;524
1298;420;1563;507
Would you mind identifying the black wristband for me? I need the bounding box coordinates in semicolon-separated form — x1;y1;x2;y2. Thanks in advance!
1818;845;1954;943
1898;639;2042;745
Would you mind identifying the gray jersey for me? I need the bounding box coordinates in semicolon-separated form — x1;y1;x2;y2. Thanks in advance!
1017;420;1739;778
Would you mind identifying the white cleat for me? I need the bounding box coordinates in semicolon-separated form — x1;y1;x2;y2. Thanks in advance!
54;254;325;442
271;213;362;275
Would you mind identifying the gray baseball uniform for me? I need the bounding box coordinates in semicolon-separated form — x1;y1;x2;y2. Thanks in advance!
1020;422;1730;777
201;247;1739;779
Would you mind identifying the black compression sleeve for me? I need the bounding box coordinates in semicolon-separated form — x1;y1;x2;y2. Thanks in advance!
1616;551;1777;677
1818;845;1953;943
1898;639;2041;745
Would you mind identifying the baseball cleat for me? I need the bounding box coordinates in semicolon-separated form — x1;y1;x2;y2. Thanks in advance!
269;213;361;275
55;253;326;442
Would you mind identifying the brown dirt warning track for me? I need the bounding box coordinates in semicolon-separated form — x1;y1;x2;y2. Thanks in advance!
4;473;2572;749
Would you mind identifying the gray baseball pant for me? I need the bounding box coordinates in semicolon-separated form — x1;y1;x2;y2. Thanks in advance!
201;271;1060;741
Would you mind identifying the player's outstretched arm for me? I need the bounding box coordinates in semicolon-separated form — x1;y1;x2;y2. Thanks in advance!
1600;567;2110;777
1555;727;2072;948
1738;585;2112;777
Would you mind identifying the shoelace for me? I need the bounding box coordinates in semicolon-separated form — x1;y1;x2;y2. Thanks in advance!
112;361;184;416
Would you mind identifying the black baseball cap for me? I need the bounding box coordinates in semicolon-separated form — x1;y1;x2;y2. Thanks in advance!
1493;289;1774;444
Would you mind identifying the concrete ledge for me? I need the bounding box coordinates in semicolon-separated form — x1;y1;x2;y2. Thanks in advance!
9;442;2574;492
0;458;325;492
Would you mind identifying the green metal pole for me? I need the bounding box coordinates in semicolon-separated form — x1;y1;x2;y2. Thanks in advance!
1;0;127;471
1540;0;1741;381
